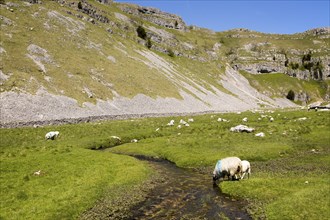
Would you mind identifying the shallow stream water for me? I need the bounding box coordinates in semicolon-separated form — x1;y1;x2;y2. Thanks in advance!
130;157;251;220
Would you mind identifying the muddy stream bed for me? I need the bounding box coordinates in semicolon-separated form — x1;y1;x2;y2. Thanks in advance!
129;156;251;219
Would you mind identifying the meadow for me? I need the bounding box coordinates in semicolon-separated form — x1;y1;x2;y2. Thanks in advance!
1;109;329;219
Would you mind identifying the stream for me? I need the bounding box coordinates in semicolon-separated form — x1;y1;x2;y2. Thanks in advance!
129;156;251;220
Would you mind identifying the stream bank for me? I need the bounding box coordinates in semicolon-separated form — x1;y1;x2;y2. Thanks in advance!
128;156;251;219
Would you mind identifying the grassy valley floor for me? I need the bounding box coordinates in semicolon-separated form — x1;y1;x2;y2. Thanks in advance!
0;109;329;219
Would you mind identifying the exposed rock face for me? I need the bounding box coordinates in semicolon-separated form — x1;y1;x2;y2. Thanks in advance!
304;27;330;36
233;62;286;74
26;44;55;73
294;91;310;105
233;53;329;80
119;4;186;31
96;0;112;4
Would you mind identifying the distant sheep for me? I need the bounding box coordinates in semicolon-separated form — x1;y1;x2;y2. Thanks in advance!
230;125;254;133
240;160;251;179
255;132;265;137
213;157;242;184
45;131;59;140
111;136;121;141
33;170;41;176
179;119;189;127
217;118;228;122
167;120;175;126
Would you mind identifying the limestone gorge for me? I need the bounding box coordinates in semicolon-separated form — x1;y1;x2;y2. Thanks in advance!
1;0;329;125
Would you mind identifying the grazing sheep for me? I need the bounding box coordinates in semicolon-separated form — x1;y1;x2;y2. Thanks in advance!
111;136;121;141
180;119;188;125
45;131;59;140
34;170;41;176
217;117;228;122
242;117;248;122
255;132;265;137
240;160;251;179
230;125;254;133
213;157;242;184
167;120;175;126
188;118;194;122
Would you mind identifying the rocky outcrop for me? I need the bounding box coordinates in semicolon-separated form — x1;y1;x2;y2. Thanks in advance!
303;27;330;36
118;4;186;31
233;62;286;74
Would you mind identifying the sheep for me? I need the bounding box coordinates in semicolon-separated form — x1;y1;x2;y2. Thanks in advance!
111;136;121;141
218;117;229;122
240;160;251;179
167;120;175;126
230;125;254;133
242;117;248;122
213;157;242;184
255;132;265;137
45;131;59;140
33;170;41;176
180;119;188;125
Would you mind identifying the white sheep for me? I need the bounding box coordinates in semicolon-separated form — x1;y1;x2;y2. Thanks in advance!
255;132;265;137
188;118;194;122
45;131;59;140
230;125;254;133
180;119;187;125
33;170;41;176
213;157;242;184
242;117;248;122
167;120;175;126
111;136;121;141
240;160;251;179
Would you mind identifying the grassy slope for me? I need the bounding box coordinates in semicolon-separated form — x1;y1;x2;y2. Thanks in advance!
1;1;328;106
241;71;329;102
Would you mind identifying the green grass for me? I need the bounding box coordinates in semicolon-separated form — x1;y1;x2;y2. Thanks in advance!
1;110;329;219
109;110;330;219
241;71;329;102
0;122;156;219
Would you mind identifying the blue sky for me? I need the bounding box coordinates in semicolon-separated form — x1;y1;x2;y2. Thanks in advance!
114;0;330;34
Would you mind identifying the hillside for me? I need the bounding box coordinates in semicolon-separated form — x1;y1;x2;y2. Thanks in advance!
1;0;329;125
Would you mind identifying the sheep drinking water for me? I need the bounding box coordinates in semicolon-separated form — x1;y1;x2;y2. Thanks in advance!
213;157;242;184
